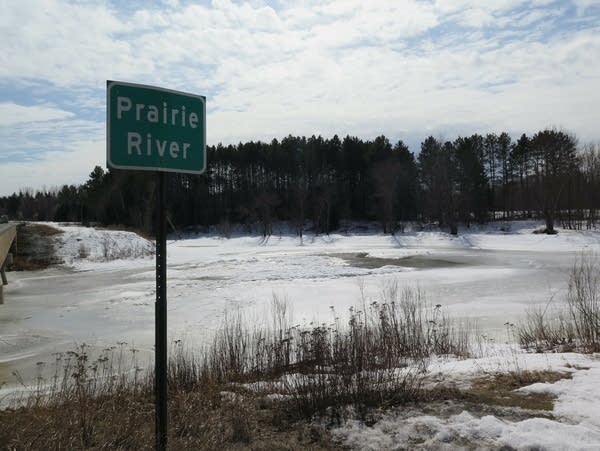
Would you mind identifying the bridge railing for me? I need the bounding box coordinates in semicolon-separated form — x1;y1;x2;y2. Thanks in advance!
0;224;17;304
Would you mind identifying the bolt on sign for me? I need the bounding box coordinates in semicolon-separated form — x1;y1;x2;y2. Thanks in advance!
107;80;206;174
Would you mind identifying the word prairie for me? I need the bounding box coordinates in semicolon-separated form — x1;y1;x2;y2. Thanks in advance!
117;96;200;129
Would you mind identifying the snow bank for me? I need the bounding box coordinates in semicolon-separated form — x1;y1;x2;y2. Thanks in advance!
334;350;600;450
333;411;600;450
50;220;600;271
517;356;600;428
50;223;154;268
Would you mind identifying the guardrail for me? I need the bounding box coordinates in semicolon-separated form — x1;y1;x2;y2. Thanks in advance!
0;223;17;304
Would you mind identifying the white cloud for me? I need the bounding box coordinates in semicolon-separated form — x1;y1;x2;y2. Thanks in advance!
0;1;129;86
0;0;599;195
454;8;496;28
571;0;600;14
0;103;74;125
0;139;104;196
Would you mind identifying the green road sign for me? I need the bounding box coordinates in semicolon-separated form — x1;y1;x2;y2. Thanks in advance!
107;81;206;174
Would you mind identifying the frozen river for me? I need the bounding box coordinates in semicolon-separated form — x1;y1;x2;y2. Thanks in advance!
1;221;598;392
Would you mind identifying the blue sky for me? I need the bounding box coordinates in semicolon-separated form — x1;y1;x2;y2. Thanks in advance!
1;0;599;195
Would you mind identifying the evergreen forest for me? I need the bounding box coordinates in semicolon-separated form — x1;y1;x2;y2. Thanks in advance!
2;129;598;236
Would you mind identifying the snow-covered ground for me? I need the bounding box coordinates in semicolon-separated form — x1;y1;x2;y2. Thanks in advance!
2;220;600;447
53;223;155;265
333;351;600;450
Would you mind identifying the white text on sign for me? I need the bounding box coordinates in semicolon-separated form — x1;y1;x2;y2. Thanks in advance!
117;96;201;159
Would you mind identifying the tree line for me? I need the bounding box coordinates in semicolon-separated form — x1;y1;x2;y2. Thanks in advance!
1;129;598;236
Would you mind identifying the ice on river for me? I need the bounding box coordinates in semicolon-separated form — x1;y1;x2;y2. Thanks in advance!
2;221;599;372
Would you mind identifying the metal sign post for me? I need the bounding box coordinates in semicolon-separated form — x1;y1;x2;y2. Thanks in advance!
106;80;206;450
155;171;167;450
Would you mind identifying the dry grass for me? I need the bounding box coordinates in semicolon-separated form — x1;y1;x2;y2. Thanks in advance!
203;286;470;384
9;222;63;270
96;224;154;241
0;343;340;450
518;253;600;353
1;383;341;450
518;304;576;353
465;370;571;412
198;286;471;420
9;256;51;271
1;289;578;450
23;223;64;236
0;287;473;449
